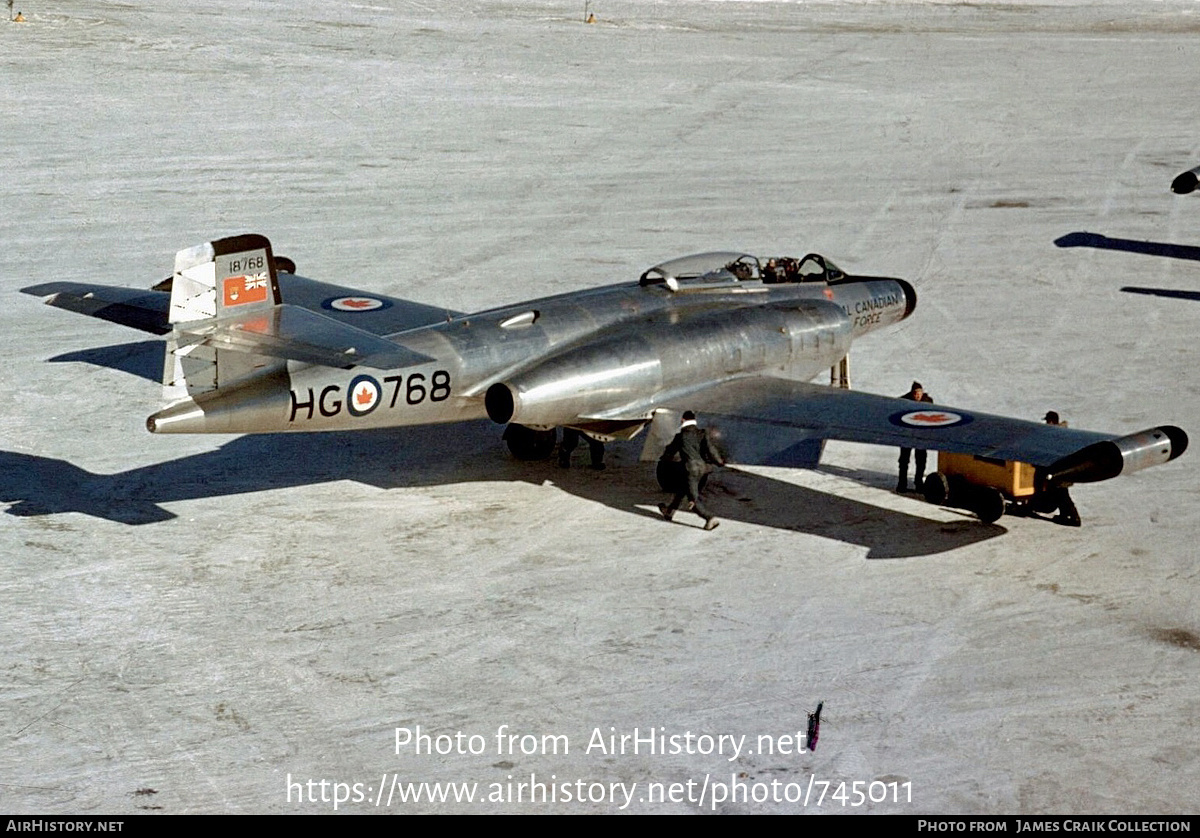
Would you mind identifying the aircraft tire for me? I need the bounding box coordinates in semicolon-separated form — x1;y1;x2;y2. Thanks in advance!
945;474;971;507
971;486;1006;524
504;424;558;460
922;471;951;505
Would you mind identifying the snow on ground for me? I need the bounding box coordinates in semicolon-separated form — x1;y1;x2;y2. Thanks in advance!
1;0;1198;814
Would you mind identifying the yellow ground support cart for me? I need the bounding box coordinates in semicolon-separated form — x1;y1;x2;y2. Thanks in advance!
922;452;1048;523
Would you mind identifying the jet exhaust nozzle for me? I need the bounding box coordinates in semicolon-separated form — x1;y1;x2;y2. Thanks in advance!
1044;425;1187;485
485;383;516;425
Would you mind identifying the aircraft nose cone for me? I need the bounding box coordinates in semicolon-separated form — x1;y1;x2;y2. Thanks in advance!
897;278;917;319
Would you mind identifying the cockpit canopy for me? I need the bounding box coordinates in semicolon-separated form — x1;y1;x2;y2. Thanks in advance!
639;251;845;289
638;252;756;286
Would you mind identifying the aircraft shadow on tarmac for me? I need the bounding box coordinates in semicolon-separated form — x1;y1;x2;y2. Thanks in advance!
9;339;1002;558
0;421;1001;560
47;340;165;383
1055;231;1200;301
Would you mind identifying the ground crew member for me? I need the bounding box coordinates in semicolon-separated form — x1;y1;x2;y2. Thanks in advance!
658;411;725;530
897;380;933;492
558;427;605;470
1042;411;1081;527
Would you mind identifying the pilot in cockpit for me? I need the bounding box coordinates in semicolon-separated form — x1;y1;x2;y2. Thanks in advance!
781;257;801;282
727;261;755;281
763;258;781;283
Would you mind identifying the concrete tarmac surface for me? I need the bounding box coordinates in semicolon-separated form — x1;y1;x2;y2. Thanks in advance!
1;0;1198;814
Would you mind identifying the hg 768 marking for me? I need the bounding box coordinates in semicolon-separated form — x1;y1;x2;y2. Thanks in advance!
290;370;452;422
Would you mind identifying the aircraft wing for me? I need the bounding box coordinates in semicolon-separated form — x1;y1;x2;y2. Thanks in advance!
627;378;1186;484
23;273;460;339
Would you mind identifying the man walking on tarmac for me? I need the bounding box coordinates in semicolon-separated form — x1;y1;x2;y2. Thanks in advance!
659;411;725;530
897;380;934;493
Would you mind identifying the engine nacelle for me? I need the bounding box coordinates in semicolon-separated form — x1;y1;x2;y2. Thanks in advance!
485;302;851;427
1043;426;1188;485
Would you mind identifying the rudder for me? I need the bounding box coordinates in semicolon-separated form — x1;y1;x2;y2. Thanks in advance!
164;234;283;400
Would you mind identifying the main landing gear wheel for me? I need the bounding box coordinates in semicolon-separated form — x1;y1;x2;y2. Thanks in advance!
503;424;558;460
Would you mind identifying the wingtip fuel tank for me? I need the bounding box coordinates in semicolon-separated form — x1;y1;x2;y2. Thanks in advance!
1044;425;1188;486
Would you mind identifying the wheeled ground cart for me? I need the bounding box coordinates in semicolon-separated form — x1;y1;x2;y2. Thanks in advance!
922;452;1056;523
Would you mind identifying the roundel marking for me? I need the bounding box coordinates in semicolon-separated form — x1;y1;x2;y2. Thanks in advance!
323;296;390;312
889;409;973;429
347;375;382;417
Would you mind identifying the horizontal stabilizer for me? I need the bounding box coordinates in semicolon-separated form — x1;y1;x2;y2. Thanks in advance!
22;283;171;335
177;304;434;370
275;273;460;336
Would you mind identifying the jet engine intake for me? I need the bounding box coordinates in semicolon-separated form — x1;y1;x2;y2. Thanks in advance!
485;382;516;425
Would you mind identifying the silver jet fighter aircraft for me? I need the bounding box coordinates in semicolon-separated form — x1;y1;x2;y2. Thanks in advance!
24;234;1186;509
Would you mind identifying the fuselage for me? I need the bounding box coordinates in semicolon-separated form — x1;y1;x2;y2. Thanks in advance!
148;269;915;435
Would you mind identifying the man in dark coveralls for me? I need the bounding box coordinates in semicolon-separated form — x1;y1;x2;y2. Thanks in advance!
558;427;605;470
897;380;934;493
658;411;725;530
1041;411;1081;527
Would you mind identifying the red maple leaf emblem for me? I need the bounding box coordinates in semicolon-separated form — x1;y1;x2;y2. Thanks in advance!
355;386;375;406
910;412;950;424
340;298;375;309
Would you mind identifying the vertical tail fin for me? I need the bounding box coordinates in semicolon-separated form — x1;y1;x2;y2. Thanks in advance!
164;234;284;401
169;233;280;323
